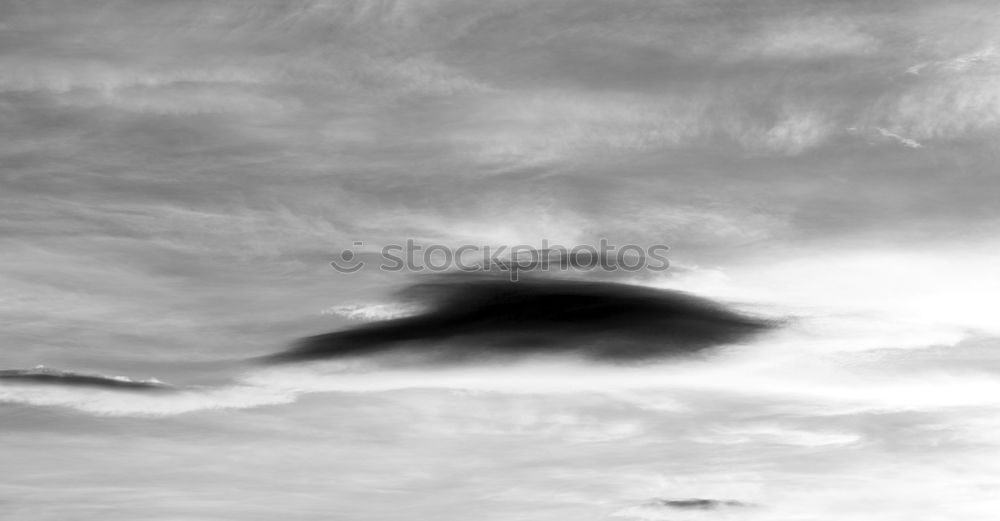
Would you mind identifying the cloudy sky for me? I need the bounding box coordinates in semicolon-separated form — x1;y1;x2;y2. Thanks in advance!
3;1;1000;520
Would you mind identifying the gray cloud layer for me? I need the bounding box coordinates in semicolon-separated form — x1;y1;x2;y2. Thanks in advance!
2;0;999;369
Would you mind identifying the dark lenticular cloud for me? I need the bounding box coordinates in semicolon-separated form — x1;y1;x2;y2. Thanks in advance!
266;273;776;364
0;367;172;391
643;498;753;510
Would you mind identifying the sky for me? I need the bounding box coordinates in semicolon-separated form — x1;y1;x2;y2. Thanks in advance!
3;0;1000;366
2;1;1000;519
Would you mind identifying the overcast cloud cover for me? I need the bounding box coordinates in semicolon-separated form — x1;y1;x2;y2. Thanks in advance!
3;1;1000;520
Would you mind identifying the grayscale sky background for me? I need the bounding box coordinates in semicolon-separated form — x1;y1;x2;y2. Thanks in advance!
2;1;1000;520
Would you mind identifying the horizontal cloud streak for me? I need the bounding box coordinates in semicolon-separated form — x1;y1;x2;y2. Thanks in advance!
0;366;171;391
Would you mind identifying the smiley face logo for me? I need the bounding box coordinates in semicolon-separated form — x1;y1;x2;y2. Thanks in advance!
330;241;366;273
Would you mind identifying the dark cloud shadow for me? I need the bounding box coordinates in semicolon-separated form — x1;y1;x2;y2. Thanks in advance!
644;498;753;510
265;273;778;364
0;367;172;391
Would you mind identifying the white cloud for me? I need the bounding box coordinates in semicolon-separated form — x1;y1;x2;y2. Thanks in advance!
742;18;878;59
876;127;923;148
692;423;861;447
886;75;1000;140
58;85;300;116
907;44;999;75
0;60;271;93
0;380;299;416
451;91;838;166
734;109;836;156
323;302;423;321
